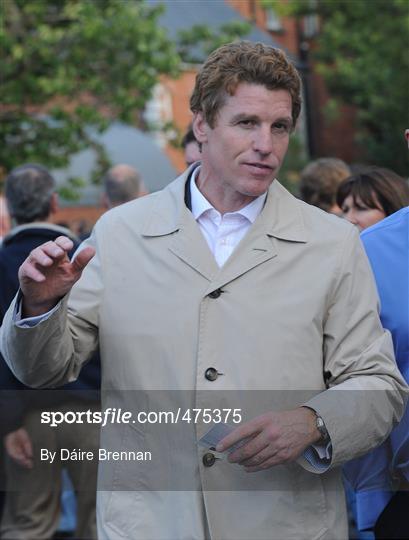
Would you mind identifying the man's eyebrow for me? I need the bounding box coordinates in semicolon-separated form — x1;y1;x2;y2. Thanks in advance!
230;113;260;123
230;113;293;126
273;116;293;125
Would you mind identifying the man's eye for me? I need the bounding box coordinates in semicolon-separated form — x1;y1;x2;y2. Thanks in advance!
238;119;254;127
272;123;290;134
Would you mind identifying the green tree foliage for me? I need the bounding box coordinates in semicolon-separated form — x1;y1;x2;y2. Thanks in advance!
265;0;409;174
1;0;255;197
279;135;308;194
0;0;181;194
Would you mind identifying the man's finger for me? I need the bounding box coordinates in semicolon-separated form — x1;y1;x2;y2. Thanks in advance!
71;246;96;274
20;262;46;283
6;446;19;461
15;455;33;469
244;453;283;473
216;417;263;452
238;443;276;467
54;235;74;252
228;433;270;464
28;246;55;268
41;242;66;260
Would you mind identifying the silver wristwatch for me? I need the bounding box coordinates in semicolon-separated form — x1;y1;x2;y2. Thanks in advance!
315;414;330;443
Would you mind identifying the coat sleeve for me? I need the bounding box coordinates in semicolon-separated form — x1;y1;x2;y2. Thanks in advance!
302;226;408;470
0;225;104;389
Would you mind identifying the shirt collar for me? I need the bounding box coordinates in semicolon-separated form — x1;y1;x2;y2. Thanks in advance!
190;166;267;224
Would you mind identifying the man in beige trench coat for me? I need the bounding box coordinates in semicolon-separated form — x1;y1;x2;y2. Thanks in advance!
1;42;407;540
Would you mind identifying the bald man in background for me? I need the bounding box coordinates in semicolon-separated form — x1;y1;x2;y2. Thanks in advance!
102;164;148;209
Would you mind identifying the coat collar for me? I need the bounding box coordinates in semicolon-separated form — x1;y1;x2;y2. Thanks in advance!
141;167;308;244
141;167;195;238
2;222;78;246
261;180;308;243
141;169;308;285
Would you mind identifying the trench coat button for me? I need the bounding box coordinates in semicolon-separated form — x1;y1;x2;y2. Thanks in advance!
205;367;218;381
203;453;216;467
208;288;222;299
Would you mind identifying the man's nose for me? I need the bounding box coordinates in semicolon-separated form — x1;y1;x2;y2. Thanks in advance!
252;127;274;155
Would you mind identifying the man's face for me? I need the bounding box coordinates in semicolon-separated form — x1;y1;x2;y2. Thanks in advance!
193;83;292;212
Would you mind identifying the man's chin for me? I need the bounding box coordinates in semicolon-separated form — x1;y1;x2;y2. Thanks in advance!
242;177;275;197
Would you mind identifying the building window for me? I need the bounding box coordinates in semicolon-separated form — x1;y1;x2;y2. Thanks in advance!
143;84;173;148
265;7;283;32
303;0;319;38
303;14;319;38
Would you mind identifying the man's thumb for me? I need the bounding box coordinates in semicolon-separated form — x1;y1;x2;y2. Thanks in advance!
71;246;96;273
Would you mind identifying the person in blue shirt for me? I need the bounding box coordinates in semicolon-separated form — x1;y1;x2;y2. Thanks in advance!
344;206;409;539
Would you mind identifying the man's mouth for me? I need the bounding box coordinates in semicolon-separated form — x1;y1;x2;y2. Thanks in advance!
243;162;273;170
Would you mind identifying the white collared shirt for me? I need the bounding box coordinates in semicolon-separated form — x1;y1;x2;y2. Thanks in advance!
190;167;267;267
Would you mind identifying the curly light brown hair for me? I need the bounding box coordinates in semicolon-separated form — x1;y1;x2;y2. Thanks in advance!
190;41;302;129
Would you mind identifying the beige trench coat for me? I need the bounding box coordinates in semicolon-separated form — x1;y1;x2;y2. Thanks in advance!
1;171;407;540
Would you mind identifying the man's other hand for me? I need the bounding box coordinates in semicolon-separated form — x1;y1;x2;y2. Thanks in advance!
216;408;321;472
18;235;95;317
4;427;33;469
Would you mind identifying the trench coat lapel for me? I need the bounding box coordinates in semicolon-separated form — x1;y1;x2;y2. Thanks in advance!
207;224;277;292
141;170;219;282
209;180;308;291
168;207;220;281
142;173;307;287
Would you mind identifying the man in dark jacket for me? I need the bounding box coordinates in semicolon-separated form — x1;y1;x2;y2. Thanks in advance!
0;164;100;540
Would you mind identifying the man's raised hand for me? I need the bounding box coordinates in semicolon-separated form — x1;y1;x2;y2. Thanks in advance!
18;236;95;317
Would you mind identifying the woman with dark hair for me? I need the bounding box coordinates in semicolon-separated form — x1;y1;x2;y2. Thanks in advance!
336;166;409;231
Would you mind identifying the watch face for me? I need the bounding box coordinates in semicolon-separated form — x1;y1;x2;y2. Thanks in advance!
316;416;329;441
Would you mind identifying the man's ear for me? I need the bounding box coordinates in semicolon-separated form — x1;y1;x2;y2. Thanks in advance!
138;180;149;198
50;192;59;214
192;112;208;146
101;193;111;210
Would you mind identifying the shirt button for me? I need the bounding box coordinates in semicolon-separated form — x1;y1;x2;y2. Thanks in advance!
205;367;218;381
202;453;216;467
208;288;222;299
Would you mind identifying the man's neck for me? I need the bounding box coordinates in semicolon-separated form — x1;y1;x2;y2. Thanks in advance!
194;168;259;215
